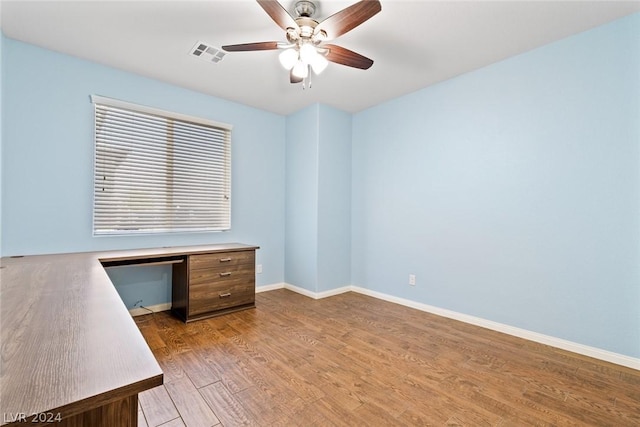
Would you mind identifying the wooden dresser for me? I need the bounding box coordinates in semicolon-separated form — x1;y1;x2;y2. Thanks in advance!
171;245;258;322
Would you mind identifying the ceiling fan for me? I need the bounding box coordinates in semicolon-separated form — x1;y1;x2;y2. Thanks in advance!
222;0;382;86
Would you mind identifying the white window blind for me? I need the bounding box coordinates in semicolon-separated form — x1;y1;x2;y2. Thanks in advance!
92;95;232;235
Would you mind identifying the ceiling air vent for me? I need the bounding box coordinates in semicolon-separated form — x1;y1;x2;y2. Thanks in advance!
190;42;226;64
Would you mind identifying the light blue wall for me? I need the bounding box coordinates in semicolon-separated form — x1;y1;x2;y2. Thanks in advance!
2;36;286;307
352;13;640;357
317;104;351;292
285;105;319;291
285;104;352;293
105;265;172;309
0;32;4;257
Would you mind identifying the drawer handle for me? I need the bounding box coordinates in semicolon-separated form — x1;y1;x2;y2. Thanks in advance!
219;272;232;277
219;293;231;298
219;258;232;262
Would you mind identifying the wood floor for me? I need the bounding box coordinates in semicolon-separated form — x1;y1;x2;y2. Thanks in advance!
134;289;640;426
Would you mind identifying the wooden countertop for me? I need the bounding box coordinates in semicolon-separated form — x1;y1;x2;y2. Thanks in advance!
0;243;257;426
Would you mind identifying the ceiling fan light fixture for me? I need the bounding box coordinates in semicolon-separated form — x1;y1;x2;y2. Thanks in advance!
279;48;298;70
292;60;309;78
310;53;328;74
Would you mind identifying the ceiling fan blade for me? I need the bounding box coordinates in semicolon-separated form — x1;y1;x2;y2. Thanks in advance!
257;0;300;31
290;69;303;84
314;0;381;41
324;44;374;70
222;41;280;52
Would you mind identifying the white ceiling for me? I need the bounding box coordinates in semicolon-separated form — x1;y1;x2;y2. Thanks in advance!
2;0;639;115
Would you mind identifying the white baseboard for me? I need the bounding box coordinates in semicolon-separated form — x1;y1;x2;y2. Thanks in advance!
257;282;351;299
256;282;286;293
282;283;352;299
267;283;639;370
129;302;171;317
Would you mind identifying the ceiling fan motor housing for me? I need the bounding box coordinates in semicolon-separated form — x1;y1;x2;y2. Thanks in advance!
295;1;317;18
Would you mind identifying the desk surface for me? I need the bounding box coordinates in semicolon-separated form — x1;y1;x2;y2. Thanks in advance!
0;243;256;426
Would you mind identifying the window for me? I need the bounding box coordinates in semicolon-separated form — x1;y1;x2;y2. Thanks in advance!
92;96;232;235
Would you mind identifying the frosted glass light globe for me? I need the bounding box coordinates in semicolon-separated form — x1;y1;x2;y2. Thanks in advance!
279;49;298;70
292;60;309;78
310;54;328;74
299;43;318;65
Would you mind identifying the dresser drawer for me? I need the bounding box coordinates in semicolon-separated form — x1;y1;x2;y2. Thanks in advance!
189;265;253;286
188;281;255;316
190;250;254;271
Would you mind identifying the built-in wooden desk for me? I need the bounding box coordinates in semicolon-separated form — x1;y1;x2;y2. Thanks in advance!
0;243;257;426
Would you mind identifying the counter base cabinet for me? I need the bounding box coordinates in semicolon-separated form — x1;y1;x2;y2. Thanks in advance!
171;248;256;322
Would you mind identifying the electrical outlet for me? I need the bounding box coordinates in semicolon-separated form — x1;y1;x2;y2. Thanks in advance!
256;264;263;274
409;274;416;286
